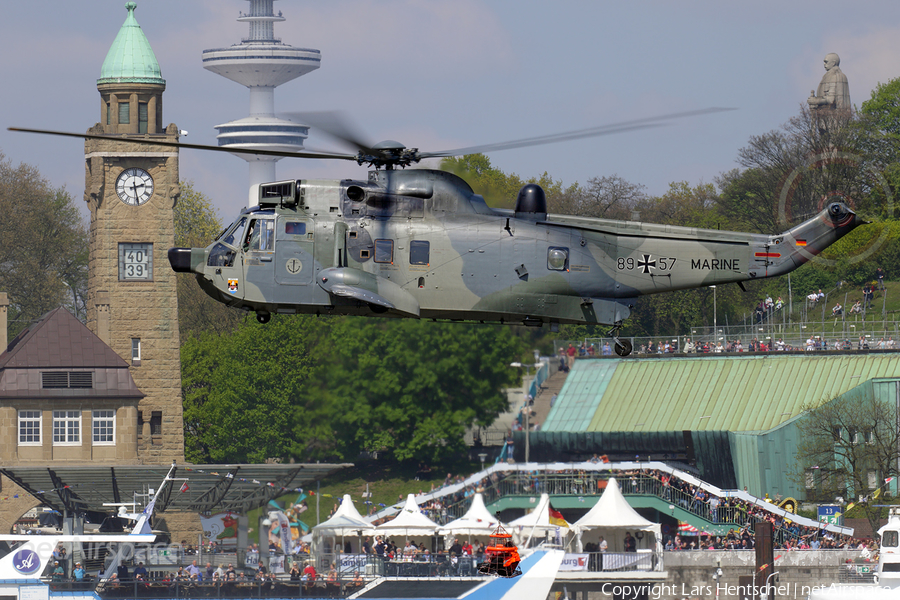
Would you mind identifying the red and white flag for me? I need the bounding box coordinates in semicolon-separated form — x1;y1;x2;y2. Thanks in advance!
180;482;190;493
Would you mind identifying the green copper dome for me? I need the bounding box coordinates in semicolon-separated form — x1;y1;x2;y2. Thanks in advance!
98;2;165;86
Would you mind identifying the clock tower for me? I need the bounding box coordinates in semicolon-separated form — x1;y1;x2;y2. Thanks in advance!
84;1;183;464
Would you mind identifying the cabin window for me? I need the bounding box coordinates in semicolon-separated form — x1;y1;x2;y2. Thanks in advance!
884;530;899;548
207;243;236;268
18;410;41;445
285;221;307;235
374;239;394;264
409;241;430;265
547;247;569;271
93;410;116;445
53;410;81;445
245;219;275;251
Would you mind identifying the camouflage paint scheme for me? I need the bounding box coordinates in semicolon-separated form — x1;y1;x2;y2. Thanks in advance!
170;168;862;330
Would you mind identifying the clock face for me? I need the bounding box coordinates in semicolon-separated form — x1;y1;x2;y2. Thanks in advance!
116;168;154;205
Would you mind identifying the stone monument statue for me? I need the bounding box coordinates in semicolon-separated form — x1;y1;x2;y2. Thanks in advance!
807;53;851;134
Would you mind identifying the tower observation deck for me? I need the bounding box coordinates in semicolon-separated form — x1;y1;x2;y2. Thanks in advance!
202;0;320;201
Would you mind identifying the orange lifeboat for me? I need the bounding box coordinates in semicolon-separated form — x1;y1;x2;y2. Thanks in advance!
477;524;522;578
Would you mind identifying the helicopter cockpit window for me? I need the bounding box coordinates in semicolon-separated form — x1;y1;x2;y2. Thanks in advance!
243;219;274;251
374;239;394;264
207;243;236;268
221;217;247;248
547;247;569;271
409;241;430;265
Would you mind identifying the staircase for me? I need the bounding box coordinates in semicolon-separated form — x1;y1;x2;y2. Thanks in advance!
530;367;567;429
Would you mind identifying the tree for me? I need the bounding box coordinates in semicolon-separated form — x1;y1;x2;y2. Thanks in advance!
856;77;900;210
181;315;329;463
173;181;244;341
0;152;87;339
440;154;525;208
322;319;523;463
548;175;645;220
792;391;900;536
717;106;872;235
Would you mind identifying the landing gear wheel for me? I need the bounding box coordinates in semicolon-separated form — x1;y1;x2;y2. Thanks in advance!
256;312;271;324
614;339;633;357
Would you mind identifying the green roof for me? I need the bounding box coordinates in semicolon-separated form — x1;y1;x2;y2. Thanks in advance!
544;354;900;434
98;2;164;86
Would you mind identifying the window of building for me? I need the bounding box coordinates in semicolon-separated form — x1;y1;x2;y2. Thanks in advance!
547;247;569;271
18;410;41;445
150;411;162;445
832;426;843;442
138;102;148;134
374;239;393;263
865;429;875;445
132;338;141;366
53;410;81;445
409;241;430;265
868;470;878;490
119;102;130;125
92;410;115;445
848;427;859;445
106;102;111;125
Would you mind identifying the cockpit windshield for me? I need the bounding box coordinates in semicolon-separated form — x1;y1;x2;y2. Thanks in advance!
220;217;248;248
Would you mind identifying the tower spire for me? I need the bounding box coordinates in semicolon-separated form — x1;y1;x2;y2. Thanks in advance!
202;0;321;204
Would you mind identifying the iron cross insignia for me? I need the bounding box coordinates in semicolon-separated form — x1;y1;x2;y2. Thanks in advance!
637;254;656;274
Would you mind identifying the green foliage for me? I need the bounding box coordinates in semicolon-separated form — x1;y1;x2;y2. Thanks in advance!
440;154;525;208
181;315;524;464
181;315;329;463
0;152;87;338
321;319;523;463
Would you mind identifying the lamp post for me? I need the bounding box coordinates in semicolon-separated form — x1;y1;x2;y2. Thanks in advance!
710;286;717;341
762;571;779;600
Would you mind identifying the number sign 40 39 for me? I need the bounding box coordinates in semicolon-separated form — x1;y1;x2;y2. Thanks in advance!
119;243;153;281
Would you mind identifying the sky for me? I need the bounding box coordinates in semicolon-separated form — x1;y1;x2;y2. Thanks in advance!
2;0;900;224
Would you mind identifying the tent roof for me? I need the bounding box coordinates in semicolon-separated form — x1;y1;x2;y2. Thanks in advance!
376;494;438;536
313;494;373;536
508;493;568;532
438;493;501;534
572;478;655;531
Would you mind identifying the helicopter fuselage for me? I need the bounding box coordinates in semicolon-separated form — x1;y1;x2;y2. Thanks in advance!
169;168;862;329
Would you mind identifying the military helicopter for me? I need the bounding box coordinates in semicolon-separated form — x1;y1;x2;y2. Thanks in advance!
11;111;864;356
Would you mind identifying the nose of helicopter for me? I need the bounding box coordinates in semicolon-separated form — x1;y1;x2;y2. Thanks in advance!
168;248;193;273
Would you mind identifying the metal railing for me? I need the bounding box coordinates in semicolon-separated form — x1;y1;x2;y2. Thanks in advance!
438;472;827;547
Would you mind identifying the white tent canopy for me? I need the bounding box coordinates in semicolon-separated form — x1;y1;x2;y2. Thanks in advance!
375;494;439;537
508;493;568;546
571;478;663;554
312;494;374;537
438;493;501;536
311;494;374;555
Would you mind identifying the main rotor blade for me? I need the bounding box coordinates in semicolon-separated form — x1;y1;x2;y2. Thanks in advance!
281;111;376;154
8;127;359;161
419;107;737;158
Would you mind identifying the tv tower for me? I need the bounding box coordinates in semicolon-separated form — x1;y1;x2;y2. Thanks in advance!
202;0;320;203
